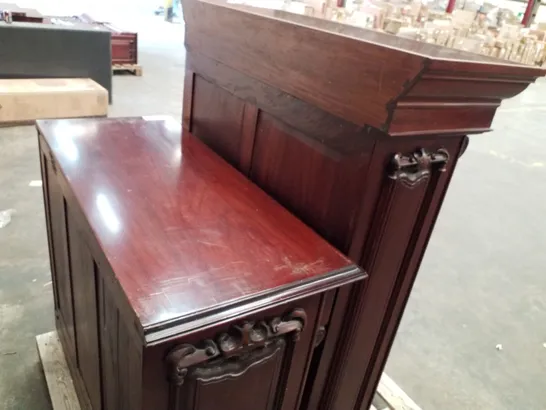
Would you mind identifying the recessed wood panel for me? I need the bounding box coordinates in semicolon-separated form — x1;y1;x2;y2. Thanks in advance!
45;157;76;359
184;341;285;410
141;296;324;410
192;75;245;168
327;137;465;409
99;277;119;410
68;210;102;410
250;113;372;252
40;153;59;311
118;325;143;410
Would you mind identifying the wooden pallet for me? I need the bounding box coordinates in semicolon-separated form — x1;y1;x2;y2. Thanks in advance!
372;373;422;410
112;64;142;76
36;332;81;410
37;330;421;410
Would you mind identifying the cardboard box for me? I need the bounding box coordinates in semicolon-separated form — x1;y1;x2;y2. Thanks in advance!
0;78;107;125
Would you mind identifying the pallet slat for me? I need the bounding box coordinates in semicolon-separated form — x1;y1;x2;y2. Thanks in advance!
376;373;422;410
112;64;143;76
36;332;81;410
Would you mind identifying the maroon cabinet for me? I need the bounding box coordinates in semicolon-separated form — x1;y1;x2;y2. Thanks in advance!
110;32;138;65
180;1;546;409
38;117;365;410
38;1;546;408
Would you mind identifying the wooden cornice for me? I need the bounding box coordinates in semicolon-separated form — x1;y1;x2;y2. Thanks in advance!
183;0;546;137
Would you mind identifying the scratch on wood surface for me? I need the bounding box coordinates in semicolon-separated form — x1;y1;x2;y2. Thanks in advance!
159;276;192;287
230;281;253;296
159;261;247;288
190;261;246;277
196;240;228;248
274;257;328;275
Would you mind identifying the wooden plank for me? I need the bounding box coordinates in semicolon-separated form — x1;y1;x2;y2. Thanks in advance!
0;79;108;124
36;331;81;410
376;373;423;410
112;64;143;76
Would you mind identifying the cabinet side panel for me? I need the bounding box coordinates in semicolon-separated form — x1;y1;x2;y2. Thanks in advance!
44;154;76;359
325;137;465;410
119;312;143;410
357;136;468;408
251;113;372;252
186;54;374;252
98;269;143;410
68;207;103;410
128;340;143;410
99;276;119;410
39;150;59;311
191;74;245;169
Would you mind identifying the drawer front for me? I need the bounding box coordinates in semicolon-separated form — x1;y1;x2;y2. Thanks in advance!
142;295;325;410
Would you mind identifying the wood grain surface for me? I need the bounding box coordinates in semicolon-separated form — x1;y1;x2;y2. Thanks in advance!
36;332;82;410
180;3;546;408
182;0;546;136
37;117;363;337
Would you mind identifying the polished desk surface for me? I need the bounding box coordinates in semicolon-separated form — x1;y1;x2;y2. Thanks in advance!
37;117;360;331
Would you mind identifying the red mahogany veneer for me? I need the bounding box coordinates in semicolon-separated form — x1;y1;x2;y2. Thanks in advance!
180;1;546;409
38;116;365;410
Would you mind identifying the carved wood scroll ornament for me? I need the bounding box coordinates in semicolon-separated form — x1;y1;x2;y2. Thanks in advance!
389;148;449;188
165;308;307;388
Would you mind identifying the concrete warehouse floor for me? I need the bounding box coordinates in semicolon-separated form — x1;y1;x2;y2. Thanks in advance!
1;11;546;410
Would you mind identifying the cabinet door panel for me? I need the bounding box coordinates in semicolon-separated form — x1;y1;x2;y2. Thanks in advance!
325;136;465;409
186;340;285;410
68;209;102;410
44;156;76;358
250;113;372;252
191;75;245;168
163;304;318;410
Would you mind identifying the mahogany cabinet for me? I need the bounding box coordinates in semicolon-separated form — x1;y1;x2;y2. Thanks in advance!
180;1;546;409
38;117;365;410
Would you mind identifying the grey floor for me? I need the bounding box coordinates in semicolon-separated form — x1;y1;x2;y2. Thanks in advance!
1;14;545;410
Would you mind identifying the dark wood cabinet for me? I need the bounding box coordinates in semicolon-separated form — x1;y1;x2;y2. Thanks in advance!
38;1;546;409
180;1;546;409
38;117;365;410
110;33;138;65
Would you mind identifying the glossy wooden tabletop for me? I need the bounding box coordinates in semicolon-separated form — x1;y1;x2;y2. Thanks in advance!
37;117;360;331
